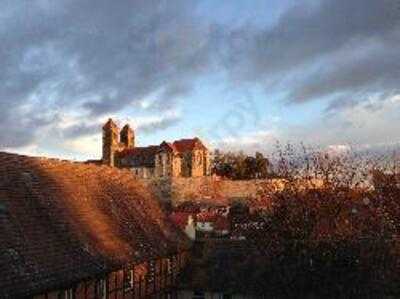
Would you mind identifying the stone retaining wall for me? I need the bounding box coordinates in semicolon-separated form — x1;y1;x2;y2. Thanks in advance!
140;177;286;205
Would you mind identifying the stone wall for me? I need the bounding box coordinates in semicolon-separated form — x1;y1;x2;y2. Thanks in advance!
140;177;286;206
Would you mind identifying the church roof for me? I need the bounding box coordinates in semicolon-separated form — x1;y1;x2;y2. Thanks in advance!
117;146;160;168
173;138;207;153
159;141;178;152
0;152;189;298
114;138;208;169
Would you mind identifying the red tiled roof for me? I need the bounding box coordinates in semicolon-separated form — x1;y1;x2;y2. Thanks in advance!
197;211;216;223
173;138;207;153
0;152;189;298
174;202;202;213
169;212;192;229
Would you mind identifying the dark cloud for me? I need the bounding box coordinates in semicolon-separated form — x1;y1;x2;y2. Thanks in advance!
288;43;400;103
0;106;58;148
0;0;215;147
223;0;400;107
62;122;101;139
325;96;359;114
62;111;181;140
1;0;399;150
137;113;181;135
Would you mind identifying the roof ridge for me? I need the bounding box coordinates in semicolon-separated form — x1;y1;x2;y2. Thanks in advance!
0;151;134;173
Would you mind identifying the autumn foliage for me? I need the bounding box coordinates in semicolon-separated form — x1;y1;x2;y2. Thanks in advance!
241;145;400;298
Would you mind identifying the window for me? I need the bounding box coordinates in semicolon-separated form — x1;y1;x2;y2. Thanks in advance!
192;290;205;299
57;289;74;299
95;279;107;299
123;269;134;290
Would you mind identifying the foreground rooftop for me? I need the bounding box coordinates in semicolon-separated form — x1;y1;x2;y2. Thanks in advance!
0;152;190;298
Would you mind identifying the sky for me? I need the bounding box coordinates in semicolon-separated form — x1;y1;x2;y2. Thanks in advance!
1;0;400;160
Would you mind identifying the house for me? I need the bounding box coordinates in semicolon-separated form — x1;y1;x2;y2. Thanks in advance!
195;211;231;238
101;118;211;178
169;212;197;240
196;212;215;234
0;152;190;298
213;216;230;237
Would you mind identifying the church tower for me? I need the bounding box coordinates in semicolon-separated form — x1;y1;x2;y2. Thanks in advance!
120;124;135;149
102;118;119;166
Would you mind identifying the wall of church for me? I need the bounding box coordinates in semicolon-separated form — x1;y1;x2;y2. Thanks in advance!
190;150;210;177
172;155;182;177
180;152;193;177
155;152;174;177
191;150;204;177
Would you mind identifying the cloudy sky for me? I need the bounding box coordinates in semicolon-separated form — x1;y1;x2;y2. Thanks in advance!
1;0;400;160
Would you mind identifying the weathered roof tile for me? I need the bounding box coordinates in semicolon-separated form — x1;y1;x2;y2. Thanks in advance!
0;152;189;298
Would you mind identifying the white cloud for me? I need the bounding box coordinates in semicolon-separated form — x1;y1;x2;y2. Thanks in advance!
212;129;278;153
63;135;101;156
3;144;41;157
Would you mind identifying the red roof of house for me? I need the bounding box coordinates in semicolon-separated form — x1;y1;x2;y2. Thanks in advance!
174;201;202;213
169;212;192;229
0;152;189;298
197;211;216;223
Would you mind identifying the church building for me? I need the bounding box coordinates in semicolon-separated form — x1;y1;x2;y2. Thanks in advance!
102;119;210;178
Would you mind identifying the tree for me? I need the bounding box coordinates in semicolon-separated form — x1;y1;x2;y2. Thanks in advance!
212;150;271;180
255;152;269;178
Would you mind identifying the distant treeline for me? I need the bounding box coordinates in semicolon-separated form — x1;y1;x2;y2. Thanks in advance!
211;150;271;180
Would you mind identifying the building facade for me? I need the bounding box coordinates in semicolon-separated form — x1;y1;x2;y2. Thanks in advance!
102;118;211;178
